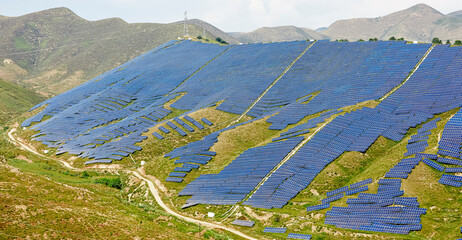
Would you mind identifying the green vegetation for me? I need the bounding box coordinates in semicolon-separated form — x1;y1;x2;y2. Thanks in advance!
454;40;462;46
389;36;396;41
432;37;443;44
0;78;46;124
94;177;123;189
216;37;229;45
14;37;34;51
369;38;378;41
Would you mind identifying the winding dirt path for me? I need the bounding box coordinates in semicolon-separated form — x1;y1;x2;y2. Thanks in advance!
7;128;257;240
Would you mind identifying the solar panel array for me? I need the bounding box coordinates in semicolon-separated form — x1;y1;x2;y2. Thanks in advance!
21;40;230;163
170;41;310;114
179;137;303;207
324;126;434;234
244;106;432;209
404;118;439;156
241;44;462;210
325;179;426;235
265;41;430;129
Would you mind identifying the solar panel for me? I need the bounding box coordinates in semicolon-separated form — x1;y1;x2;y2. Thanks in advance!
287;233;312;239
201;118;213;126
263;227;287;233
231;219;254;227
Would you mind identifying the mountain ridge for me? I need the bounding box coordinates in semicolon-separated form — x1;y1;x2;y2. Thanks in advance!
231;4;462;43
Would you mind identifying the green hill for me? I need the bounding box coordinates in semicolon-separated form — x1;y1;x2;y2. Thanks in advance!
0;7;236;96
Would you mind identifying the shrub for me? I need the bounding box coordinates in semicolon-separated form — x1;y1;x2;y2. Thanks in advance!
95;177;122;189
432;37;442;44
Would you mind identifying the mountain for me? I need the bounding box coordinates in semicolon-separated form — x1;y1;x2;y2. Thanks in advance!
229;25;328;43
0;7;235;96
448;10;462;18
322;4;462;42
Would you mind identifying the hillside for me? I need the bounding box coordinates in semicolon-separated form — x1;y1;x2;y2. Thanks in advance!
12;39;462;239
229;26;327;43
0;78;46;124
322;4;462;42
0;7;235;96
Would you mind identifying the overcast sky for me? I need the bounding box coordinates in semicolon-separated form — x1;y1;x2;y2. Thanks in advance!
1;0;461;32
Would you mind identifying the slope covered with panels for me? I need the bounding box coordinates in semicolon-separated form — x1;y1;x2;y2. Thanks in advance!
244;44;462;210
22;40;230;161
20;38;462;238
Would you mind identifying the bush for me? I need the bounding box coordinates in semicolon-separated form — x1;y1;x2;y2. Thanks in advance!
197;35;202;39
369;38;378;41
432;37;442;44
446;40;451;45
455;40;462;46
95;177;122;189
389;36;396;41
215;37;228;45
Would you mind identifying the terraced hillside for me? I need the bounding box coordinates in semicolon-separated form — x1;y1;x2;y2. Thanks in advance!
18;39;462;239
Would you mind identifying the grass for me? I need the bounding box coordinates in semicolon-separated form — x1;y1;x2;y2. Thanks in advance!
0;78;47;124
14;37;34;51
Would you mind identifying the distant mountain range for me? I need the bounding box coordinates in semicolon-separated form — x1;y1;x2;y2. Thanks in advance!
0;8;234;96
229;26;326;43
1;4;461;96
231;4;462;43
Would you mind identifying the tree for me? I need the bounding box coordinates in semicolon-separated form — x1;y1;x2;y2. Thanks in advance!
389;36;396;41
397;37;405;41
197;35;202;39
215;37;228;45
455;40;462;46
358;39;365;42
446;40;451;45
369;38;378;41
432;37;442;44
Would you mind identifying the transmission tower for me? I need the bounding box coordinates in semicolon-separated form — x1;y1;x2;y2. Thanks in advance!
183;11;189;37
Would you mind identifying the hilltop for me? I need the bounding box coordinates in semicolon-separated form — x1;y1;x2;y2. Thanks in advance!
322;4;462;42
0;7;235;96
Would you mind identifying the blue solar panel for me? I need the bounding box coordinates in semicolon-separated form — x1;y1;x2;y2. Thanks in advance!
287;233;312;239
201;118;213;126
263;227;287;233
159;126;170;134
231;219;254;227
153;132;164;140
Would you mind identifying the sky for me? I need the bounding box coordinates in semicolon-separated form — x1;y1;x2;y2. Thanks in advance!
1;0;461;32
